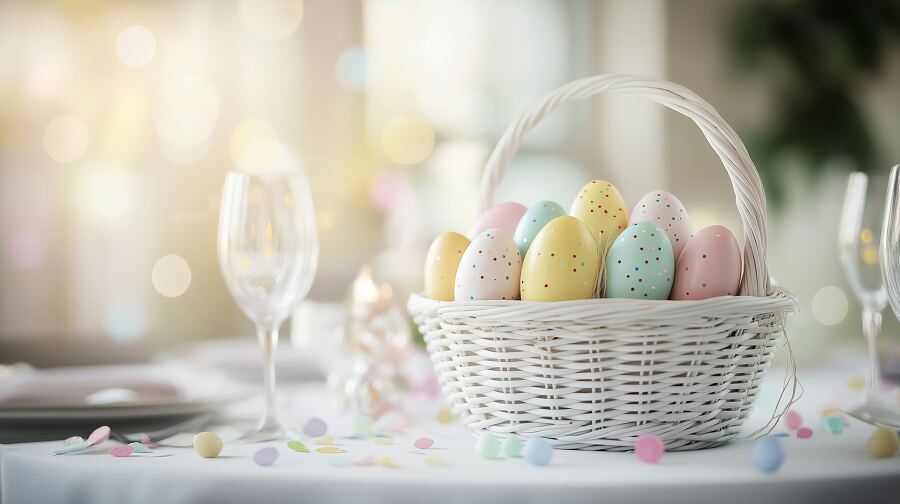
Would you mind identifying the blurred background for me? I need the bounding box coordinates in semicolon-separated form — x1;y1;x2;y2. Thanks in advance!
2;0;900;371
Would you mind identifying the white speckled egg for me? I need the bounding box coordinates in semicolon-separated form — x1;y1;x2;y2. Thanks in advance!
605;221;674;299
670;225;742;300
631;191;692;259
454;229;521;301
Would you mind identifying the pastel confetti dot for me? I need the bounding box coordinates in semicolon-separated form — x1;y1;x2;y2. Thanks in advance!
847;375;866;391
866;426;899;458
110;445;134;457
64;436;84;446
634;434;664;464
313;436;334;445
193;432;223;458
373;437;395;446
783;410;802;430
287;440;310;453
476;433;501;460
435;408;453;424
315;446;347;454
797;427;813;439
53;441;91;456
303;417;328;437
128;442;151;453
414;437;434;450
523;438;553;466
328;456;352;468
501;436;522;458
773;432;790;438
354;455;377;466
254;447;279;466
821;416;845;435
752;437;784;474
87;426;111;445
424;456;447;467
377;456;397;468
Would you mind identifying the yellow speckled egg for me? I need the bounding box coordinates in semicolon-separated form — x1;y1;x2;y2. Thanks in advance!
570;180;629;254
424;232;470;301
521;216;600;301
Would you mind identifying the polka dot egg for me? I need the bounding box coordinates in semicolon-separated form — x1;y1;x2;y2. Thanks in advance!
670;225;741;300
521;216;600;301
605;221;674;299
630;190;692;259
569;179;629;254
454;229;521;301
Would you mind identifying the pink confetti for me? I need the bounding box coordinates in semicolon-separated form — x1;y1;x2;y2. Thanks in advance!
414;437;434;450
784;410;802;431
634;434;665;464
797;427;813;439
110;445;134;457
354;456;377;467
87;426;111;446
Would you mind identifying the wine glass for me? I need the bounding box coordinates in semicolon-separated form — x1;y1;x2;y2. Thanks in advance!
218;171;319;441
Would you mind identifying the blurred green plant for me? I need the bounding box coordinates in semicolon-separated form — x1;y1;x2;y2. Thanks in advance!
730;0;900;204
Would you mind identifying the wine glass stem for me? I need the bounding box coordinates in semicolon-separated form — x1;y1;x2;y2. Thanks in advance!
256;323;280;429
862;306;883;397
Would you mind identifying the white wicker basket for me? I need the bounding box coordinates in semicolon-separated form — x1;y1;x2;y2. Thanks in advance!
408;74;798;451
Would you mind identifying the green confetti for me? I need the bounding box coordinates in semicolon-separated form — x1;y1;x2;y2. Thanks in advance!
287;440;310;453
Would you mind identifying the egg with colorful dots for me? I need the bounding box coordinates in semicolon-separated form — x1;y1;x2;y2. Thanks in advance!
454;229;521;301
569;180;629;254
670;225;741;300
424;232;470;301
521;216;600;301
513;200;566;258
605;222;674;299
630;190;692;259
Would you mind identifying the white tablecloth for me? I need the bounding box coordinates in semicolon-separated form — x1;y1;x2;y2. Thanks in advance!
2;365;899;504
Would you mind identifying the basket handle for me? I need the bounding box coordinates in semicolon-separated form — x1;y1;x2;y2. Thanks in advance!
476;74;770;297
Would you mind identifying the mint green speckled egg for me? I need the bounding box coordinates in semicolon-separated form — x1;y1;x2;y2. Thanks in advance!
513;200;566;258
605;221;674;299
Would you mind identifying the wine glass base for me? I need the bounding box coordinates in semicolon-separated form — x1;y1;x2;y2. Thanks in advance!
236;418;297;443
842;388;900;429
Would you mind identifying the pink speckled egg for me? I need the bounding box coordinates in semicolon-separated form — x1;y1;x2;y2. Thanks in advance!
468;202;527;239
670;225;741;300
631;191;692;260
454;229;522;301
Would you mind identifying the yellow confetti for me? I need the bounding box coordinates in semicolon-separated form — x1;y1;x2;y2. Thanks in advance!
424;456;446;467
315;446;346;454
373;437;394;446
819;407;841;416
313;436;334;445
377;456;397;468
848;375;866;391
435;408;453;424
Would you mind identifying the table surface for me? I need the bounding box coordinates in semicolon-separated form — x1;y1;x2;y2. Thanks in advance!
2;362;899;504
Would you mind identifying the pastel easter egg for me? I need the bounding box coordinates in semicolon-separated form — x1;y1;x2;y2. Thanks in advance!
867;426;899;458
670;225;741;300
569;180;629;254
605;222;674;299
630;190;692;259
513;200;566;258
193;432;223;458
520;216;600;301
752;437;784;474
523;438;553;466
454;229;521;301
424;232;470;301
468;202;527;239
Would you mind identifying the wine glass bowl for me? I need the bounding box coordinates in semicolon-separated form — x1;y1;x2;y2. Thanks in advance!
218;171;318;440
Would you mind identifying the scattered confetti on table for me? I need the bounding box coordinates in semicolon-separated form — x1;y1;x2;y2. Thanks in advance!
354;456;377;466
110;445;134;457
193;432;223;459
501;436;522;458
128;442;151;453
313;436;334;445
373;437;395;446
847;375;866;391
797;427;813;439
435;408;453;424
821;415;845;435
254;447;279;466
476;433;500;460
414;437;434;450
523;438;553;466
866;426;899;458
424;456;447;467
53;426;110;455
303;417;328;437
316;446;346;454
287;440;310;453
377;456;398;468
634;434;665;464
752;437;784;474
784;410;803;430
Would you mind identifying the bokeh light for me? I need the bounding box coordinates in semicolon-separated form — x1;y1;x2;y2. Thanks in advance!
335;46;380;91
153;75;219;150
6;229;48;271
380;114;435;165
861;246;879;265
237;139;300;174
115;25;156;69
811;285;848;326
103;298;149;343
230;118;278;168
369;171;412;211
43;115;89;163
317;210;335;232
75;168;137;224
151;254;192;298
240;0;304;41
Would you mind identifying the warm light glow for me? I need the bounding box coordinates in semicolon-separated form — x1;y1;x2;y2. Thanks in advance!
861;246;879;265
230;118;277;167
811;285;848;326
352;265;380;304
335;46;379;91
317;210;335;231
381;114;435;165
152;254;192;298
860;228;874;245
115;25;156;69
75;168;137;224
153;75;219;148
237;139;300;174
43;115;89;163
6;229;47;271
240;0;304;41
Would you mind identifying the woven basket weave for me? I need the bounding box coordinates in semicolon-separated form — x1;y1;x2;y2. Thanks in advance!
408;74;798;451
